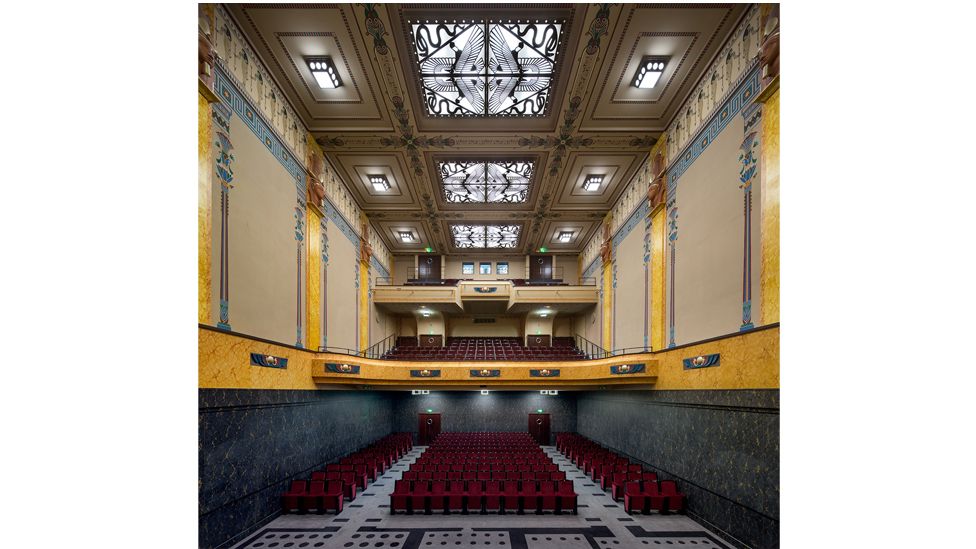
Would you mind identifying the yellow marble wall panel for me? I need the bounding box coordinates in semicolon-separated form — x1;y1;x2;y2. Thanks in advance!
359;259;370;352
652;327;779;390
759;85;780;324
306;209;322;351
199;328;317;390
650;206;666;351
601;261;613;349
198;93;212;324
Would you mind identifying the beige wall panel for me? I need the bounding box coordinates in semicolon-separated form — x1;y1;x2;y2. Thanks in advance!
399;316;417;337
325;218;358;352
393;255;414;284
211;115;302;344
524;315;554;344
558;255;580;283
448;316;522;337
554;316;572;337
416;313;445;338
673;115;761;344
613;226;646;351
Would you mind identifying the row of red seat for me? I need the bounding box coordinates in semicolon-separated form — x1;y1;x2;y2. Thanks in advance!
381;336;585;361
391;432;577;515
390;479;577;514
281;433;412;514
402;470;567;481
556;433;686;514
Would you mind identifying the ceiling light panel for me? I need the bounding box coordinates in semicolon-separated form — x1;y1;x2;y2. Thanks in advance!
439;160;533;204
305;57;342;89
633;56;668;89
451;224;521;249
583;175;603;192
409;18;564;117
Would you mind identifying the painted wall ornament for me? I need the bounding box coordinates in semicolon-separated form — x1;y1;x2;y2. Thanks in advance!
585;4;612;55
214;126;235;330
738;129;759;330
363;3;390;56
647;151;667;210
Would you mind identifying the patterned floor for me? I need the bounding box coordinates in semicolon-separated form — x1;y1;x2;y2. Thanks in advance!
231;446;732;549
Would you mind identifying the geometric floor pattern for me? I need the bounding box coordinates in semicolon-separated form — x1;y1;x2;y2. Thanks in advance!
232;446;732;549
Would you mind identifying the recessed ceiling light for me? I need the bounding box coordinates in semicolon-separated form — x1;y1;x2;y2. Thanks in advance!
481;390;489;395
540;313;548;318
398;231;415;243
583;175;603;192
633;56;668;89
557;231;573;243
306;57;342;89
370;175;391;192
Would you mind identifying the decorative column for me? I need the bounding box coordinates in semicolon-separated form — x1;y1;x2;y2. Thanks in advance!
359;214;373;354
305;142;327;351
197;3;219;325
757;4;780;325
646;136;668;351
599;216;613;350
666;203;678;348
294;200;305;348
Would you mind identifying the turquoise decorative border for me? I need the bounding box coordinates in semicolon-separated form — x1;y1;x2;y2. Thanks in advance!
324;199;360;248
612;199;650;251
214;64;305;192
683;353;720;370
250;353;287;369
325;363;361;374
582;256;601;280
371;256;390;279
666;63;761;199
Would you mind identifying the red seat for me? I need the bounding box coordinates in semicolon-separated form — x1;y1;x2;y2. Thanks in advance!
612;472;642;501
446;481;465;512
484;480;502;511
300;480;326;513
540;481;558;512
520;481;539;513
466;481;484;513
280;480;306;514
660;480;686;513
339;471;358;500
501;481;519;513
322;480;344;514
390;480;411;514
429;480;448;511
410;481;430;514
556;480;577;514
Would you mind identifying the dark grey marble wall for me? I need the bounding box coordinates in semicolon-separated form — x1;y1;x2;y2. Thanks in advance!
199;389;396;549
576;390;779;549
393;391;577;442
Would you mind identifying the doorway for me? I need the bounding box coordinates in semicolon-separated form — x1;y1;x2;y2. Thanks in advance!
528;413;551;445
529;255;553;280
418;413;442;444
418;255;441;280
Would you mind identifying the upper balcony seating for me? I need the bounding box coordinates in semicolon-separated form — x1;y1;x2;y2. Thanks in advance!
554;433;686;514
281;433;412;514
390;432;577;515
404;278;460;286
381;336;586;361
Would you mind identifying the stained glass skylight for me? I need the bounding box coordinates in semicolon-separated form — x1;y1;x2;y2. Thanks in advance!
409;19;563;116
451;225;521;248
439;160;533;203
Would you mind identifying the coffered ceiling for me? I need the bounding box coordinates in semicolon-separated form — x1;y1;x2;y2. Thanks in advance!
226;3;747;255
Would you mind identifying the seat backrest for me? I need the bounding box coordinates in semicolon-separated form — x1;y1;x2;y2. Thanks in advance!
468;481;483;493
403;471;417;480
414;480;429;492
288;480;306;493
558;480;575;493
326;471;340;480
612;472;626;483
660;480;678;494
624;481;641;495
503;481;519;493
326;464;341;472
311;471;327;481
642;480;660;495
326;480;343;493
641;472;658;482
541;481;556;494
432;480;447;492
309;480;325;494
340;471;355;482
394;479;409;492
485;480;500;492
522;482;538;494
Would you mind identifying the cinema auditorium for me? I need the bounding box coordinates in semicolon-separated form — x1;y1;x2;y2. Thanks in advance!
197;3;780;548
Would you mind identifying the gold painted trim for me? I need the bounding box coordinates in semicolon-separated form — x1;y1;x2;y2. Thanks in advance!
198;92;213;324
757;83;780;324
